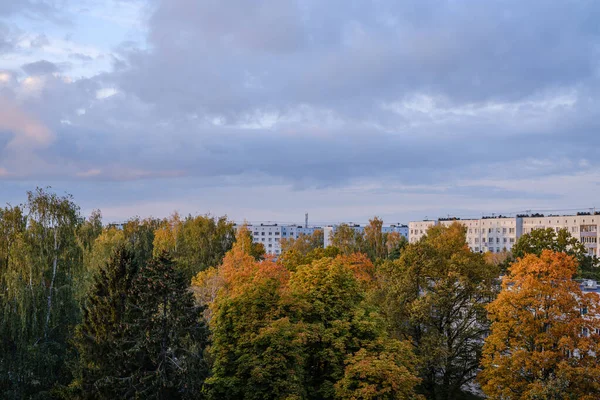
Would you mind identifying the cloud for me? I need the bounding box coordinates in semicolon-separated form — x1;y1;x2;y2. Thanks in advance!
3;0;600;222
0;97;54;148
22;60;60;75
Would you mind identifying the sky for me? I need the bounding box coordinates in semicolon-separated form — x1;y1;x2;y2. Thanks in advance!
1;0;600;225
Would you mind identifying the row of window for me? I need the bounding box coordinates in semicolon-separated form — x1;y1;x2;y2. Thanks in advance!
470;237;515;244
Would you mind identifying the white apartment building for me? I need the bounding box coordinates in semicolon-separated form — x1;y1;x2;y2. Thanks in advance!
522;214;599;256
235;224;321;255
408;220;438;243
438;217;522;253
409;213;600;256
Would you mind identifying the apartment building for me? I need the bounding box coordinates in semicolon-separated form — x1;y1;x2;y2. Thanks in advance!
409;213;600;256
522;214;599;256
234;223;321;255
408;220;438;243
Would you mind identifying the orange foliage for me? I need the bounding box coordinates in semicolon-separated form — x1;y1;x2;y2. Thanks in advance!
479;250;600;399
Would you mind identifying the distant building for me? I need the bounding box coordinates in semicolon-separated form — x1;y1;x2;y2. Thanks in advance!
234;223;321;256
409;213;600;256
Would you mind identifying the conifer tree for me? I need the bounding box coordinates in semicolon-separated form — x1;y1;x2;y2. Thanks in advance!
72;250;208;399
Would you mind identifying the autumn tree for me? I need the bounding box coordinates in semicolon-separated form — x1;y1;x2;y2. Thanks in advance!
280;229;324;255
364;217;386;261
330;224;366;255
376;222;499;400
512;227;598;278
202;239;420;400
479;250;600;399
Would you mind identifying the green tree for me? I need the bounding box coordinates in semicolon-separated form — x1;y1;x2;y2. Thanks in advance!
512;227;598;279
289;257;419;399
377;222;499;400
0;188;83;398
72;250;208;399
154;214;236;280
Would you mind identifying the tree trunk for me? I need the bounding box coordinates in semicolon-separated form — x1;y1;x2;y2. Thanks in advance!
44;228;58;338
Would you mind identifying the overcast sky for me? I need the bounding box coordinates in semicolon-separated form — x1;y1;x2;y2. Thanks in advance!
1;0;600;224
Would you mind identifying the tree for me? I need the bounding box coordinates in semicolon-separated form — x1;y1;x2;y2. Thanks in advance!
0;188;83;398
512;227;598;278
280;229;324;256
288;257;419;399
479;250;600;399
330;224;365;256
364;217;386;261
376;222;499;400
154;214;237;280
386;231;407;261
335;340;423;400
72;250;208;399
203;244;420;400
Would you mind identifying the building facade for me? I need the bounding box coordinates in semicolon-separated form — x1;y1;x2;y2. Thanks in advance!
235;223;321;256
409;214;600;256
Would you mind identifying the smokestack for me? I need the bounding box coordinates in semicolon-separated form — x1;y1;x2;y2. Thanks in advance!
305;213;308;228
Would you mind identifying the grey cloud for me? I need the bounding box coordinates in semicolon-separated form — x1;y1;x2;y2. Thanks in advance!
69;52;94;62
30;34;50;48
22;60;60;75
4;0;600;221
113;0;600;121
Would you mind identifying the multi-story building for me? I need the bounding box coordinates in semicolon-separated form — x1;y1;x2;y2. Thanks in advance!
235;223;321;256
408;220;438;243
409;213;600;256
522;214;599;256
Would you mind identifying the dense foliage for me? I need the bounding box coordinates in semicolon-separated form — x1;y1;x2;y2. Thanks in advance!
2;189;599;399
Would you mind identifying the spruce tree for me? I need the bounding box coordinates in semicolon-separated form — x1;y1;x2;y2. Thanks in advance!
72;249;208;399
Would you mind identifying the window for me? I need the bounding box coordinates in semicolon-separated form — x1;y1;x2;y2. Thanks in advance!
475;238;479;243
283;232;287;236
268;244;272;248
503;238;507;243
496;238;500;243
582;327;589;337
496;247;500;252
582;306;588;315
489;228;492;233
269;232;272;235
268;238;272;242
275;232;280;235
253;231;259;235
510;238;515;243
475;247;479;252
482;238;486;243
503;228;507;234
509;228;515;234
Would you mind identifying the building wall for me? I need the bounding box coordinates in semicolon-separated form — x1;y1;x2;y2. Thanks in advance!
235;224;321;255
410;214;599;256
522;215;599;256
408;221;438;243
